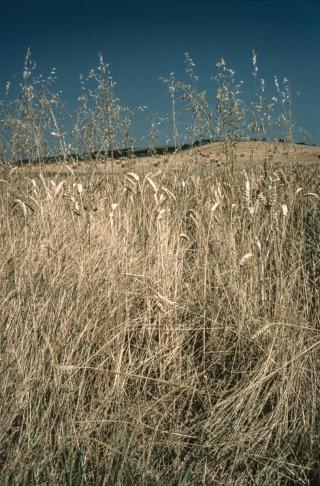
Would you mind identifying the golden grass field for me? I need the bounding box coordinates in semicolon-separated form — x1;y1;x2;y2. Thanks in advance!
20;140;318;175
1;140;320;485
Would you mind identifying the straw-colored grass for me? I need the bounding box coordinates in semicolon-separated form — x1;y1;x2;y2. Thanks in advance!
0;152;319;485
0;49;319;485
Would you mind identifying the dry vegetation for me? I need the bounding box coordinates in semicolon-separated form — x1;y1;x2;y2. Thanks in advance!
0;51;320;485
20;141;320;178
0;145;320;485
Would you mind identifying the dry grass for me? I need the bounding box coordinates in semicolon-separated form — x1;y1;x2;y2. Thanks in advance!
0;151;319;485
1;50;319;485
10;141;320;185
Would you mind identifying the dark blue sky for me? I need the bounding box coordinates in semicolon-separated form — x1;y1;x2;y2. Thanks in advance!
1;0;319;148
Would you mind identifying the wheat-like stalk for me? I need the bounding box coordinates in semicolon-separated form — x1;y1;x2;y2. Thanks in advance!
277;168;288;186
239;252;254;266
242;179;251;209
252;322;272;340
55;180;65;198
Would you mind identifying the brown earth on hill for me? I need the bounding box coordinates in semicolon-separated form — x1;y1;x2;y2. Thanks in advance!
12;141;319;178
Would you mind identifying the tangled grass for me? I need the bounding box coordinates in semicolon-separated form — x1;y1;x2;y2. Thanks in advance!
0;149;319;485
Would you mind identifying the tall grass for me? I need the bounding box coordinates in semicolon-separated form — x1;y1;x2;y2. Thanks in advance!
0;51;319;485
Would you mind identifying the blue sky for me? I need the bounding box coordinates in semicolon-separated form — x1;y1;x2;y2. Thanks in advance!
1;0;319;152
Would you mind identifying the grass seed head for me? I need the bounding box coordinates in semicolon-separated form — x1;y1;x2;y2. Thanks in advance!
239;252;254;266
